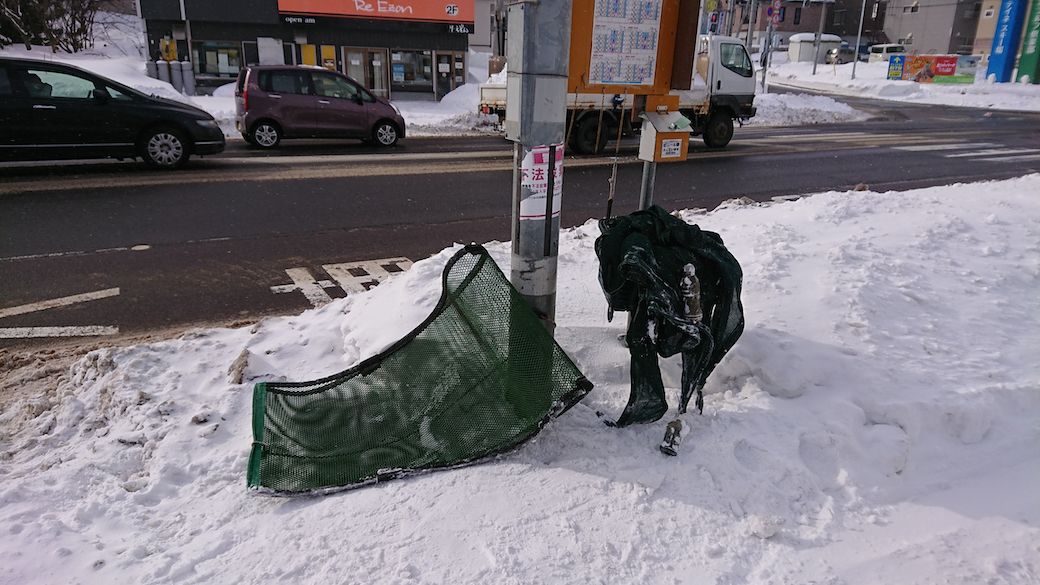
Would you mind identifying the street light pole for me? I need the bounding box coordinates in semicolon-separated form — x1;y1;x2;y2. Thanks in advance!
506;0;571;327
811;0;828;75
851;0;868;79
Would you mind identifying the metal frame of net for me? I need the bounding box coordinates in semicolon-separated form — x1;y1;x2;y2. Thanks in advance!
247;244;593;494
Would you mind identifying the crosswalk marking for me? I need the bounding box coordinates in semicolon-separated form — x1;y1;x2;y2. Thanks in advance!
893;143;999;152
272;258;413;307
946;148;1040;158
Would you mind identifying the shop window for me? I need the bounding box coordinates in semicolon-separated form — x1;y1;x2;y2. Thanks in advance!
794;7;801;24
390;50;433;91
193;42;241;77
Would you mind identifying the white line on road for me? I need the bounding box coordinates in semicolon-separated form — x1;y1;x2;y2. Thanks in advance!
893;143;999;152
977;153;1040;163
0;326;119;338
946;148;1040;158
323;258;413;293
0;288;120;319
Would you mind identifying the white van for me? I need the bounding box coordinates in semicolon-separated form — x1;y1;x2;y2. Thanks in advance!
869;44;907;62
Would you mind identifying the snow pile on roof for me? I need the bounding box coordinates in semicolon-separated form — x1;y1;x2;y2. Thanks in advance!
769;60;1040;112
747;92;869;126
788;33;843;43
3;175;1039;584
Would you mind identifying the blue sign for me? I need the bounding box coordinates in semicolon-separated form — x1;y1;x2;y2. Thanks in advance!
887;55;906;80
987;0;1028;82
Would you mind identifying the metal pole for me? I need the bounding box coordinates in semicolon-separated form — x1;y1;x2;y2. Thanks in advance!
761;22;771;93
851;0;867;79
745;0;758;48
727;0;736;36
506;0;571;326
638;161;658;210
812;0;828;75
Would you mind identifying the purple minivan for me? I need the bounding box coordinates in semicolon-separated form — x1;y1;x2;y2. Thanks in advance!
235;65;405;149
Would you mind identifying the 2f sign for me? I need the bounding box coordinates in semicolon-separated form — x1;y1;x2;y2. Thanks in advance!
446;4;459;15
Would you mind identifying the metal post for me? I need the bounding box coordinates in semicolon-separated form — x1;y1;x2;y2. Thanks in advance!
851;0;867;79
812;0;828;75
745;0;758;48
638;161;658;210
761;22;771;92
727;0;736;36
506;0;571;327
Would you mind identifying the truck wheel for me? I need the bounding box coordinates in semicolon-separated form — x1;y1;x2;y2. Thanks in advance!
702;112;734;148
572;115;607;155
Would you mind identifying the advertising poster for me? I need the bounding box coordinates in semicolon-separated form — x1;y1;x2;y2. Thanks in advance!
519;145;565;221
890;55;976;84
392;63;405;82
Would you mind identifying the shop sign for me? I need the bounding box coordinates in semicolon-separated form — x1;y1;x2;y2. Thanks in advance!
447;23;472;34
1015;0;1040;83
987;0;1028;82
887;55;905;80
279;0;474;24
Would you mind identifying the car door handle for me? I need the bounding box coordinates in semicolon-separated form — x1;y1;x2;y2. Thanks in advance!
318;99;330;104
33;104;57;110
716;80;721;90
269;94;282;99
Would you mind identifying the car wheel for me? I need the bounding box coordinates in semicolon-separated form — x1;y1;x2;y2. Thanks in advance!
571;115;607;155
141;127;190;169
702;112;734;149
251;121;281;149
373;121;400;146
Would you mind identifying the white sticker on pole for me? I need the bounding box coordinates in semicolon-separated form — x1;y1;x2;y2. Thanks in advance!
519;144;564;221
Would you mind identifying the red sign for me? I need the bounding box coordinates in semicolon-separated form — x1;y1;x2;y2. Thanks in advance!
934;56;958;76
278;0;474;23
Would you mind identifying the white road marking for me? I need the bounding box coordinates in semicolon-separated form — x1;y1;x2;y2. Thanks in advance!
323;258;413;293
0;326;119;339
0;288;120;319
270;280;336;294
977;153;1040;163
946;148;1040;158
283;268;333;308
893;143;999;152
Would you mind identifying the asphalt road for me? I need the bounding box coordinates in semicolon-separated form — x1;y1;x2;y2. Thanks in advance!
2;94;1040;348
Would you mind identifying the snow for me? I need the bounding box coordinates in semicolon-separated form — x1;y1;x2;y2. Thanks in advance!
746;92;869;127
769;60;1040;112
3;175;1040;584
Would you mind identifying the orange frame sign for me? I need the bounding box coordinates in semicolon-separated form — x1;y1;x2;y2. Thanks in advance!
568;0;680;95
278;0;474;23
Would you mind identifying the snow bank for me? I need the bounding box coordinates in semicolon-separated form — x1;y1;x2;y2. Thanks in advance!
769;60;1040;112
394;82;497;137
748;92;868;127
3;175;1040;584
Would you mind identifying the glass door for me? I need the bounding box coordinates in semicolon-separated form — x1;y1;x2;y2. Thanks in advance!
368;49;389;99
344;48;366;83
435;53;452;99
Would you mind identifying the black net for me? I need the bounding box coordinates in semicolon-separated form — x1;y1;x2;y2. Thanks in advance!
247;245;593;493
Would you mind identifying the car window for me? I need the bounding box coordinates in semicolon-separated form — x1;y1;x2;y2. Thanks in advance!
889;46;906;53
0;67;11;96
22;68;97;99
312;73;359;100
259;70;313;95
720;43;753;77
104;84;134;101
871;46;883;54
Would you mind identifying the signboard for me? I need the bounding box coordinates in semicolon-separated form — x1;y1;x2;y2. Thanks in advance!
987;0;1027;82
278;0;474;24
887;55;905;80
770;0;782;24
519;145;564;221
1015;0;1040;83
889;55;977;84
568;0;683;95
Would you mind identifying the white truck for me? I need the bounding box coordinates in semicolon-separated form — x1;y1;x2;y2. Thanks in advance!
478;35;758;155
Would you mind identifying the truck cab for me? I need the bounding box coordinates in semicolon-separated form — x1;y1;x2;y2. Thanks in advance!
477;35;757;154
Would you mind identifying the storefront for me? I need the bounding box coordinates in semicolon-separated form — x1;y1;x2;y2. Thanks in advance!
139;0;474;99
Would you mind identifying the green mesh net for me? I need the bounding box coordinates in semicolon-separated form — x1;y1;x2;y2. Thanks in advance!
247;245;593;493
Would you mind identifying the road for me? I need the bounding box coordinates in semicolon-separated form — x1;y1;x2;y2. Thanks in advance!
2;94;1039;348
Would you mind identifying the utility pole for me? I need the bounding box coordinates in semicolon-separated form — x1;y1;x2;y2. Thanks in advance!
851;0;867;79
506;0;572;327
727;0;736;36
811;0;829;75
745;0;758;48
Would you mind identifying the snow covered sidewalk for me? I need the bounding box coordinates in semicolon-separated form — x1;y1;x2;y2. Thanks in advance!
2;175;1039;584
769;60;1040;112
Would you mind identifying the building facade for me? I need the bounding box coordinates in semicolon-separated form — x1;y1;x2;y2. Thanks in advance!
883;0;982;54
136;0;480;99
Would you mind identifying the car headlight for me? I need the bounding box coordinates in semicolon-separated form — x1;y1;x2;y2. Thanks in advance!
195;119;220;128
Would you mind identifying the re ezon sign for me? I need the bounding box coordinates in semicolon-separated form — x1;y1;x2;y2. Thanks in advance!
278;0;474;23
